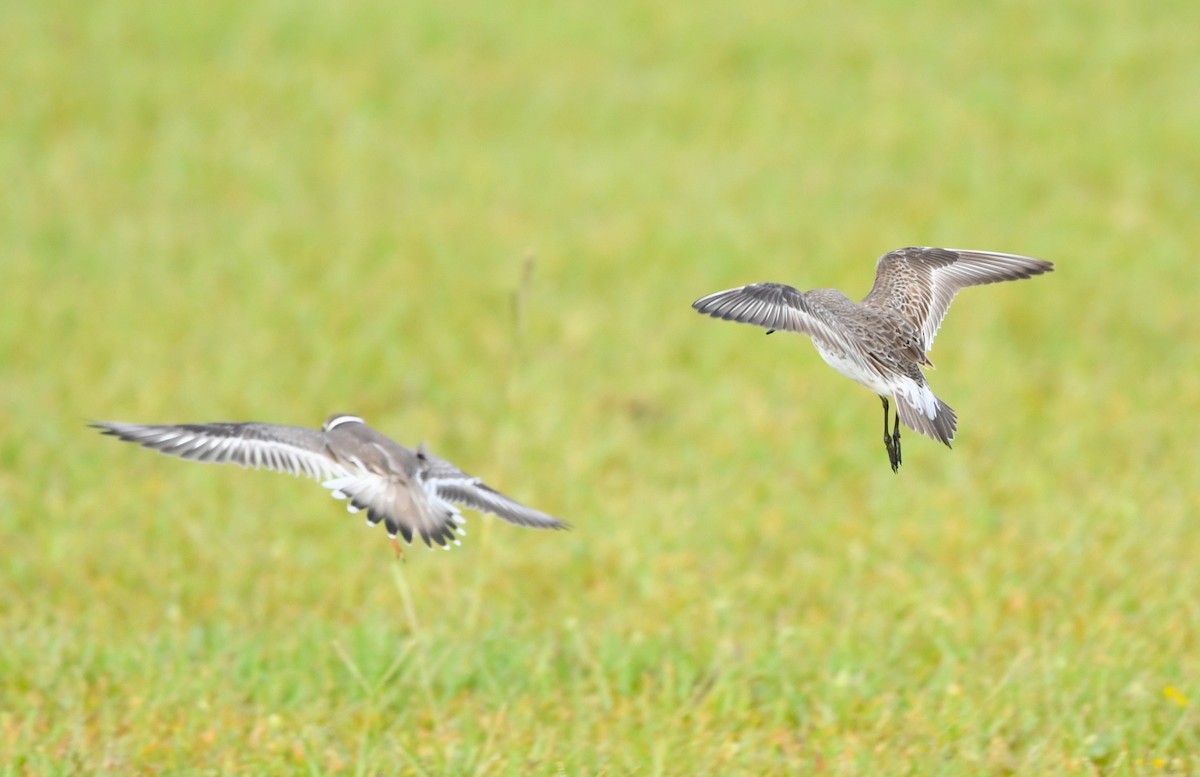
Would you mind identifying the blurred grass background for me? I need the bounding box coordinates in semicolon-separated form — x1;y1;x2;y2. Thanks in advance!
2;0;1198;773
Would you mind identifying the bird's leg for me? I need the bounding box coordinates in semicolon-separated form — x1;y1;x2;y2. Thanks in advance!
881;396;900;473
390;536;406;561
892;406;902;470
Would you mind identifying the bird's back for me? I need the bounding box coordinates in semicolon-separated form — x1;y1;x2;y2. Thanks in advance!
806;288;927;369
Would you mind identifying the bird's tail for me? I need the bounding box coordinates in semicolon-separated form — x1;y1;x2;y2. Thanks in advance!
892;383;957;448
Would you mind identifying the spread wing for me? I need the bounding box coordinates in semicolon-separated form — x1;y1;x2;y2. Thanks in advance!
418;448;568;531
862;247;1053;353
691;282;885;381
91;420;347;480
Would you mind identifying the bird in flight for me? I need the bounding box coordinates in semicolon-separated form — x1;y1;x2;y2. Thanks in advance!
692;246;1053;471
92;414;568;554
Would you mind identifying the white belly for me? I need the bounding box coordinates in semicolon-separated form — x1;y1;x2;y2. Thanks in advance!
814;342;940;420
814;342;892;395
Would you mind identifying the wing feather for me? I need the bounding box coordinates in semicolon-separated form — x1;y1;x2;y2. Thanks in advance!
692;282;885;380
417;449;567;531
862;247;1053;352
431;479;568;530
91;421;347;481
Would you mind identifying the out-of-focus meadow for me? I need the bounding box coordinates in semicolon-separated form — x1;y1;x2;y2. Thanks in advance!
2;0;1198;773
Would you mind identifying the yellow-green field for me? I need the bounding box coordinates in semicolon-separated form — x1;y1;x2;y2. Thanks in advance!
3;0;1198;773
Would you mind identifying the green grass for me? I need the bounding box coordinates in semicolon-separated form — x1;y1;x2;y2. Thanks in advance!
3;0;1199;773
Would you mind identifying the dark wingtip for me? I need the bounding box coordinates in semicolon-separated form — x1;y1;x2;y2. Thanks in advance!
90;421;132;441
1023;259;1055;278
532;515;571;531
691;292;728;316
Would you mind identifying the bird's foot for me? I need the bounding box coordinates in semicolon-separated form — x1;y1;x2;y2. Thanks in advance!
884;434;901;473
390;537;406;561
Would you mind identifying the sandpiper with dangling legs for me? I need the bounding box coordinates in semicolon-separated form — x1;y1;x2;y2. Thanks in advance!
692;246;1053;471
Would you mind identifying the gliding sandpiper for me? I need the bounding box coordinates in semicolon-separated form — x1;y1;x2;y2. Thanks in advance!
92;414;568;553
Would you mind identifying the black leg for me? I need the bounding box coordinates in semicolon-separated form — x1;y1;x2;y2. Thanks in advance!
892;406;902;470
881;396;900;473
